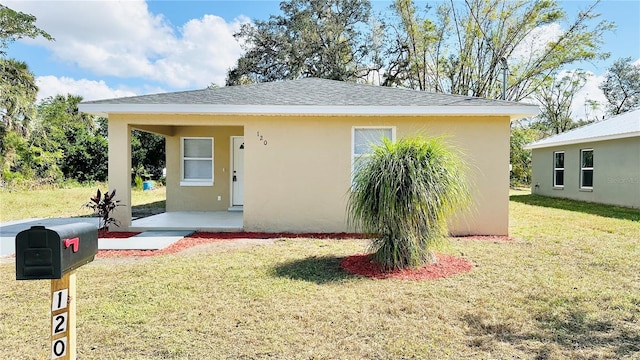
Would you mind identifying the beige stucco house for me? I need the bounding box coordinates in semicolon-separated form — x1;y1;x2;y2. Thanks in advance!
79;78;538;235
526;109;640;208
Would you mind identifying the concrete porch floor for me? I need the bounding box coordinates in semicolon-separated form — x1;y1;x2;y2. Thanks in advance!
129;211;243;232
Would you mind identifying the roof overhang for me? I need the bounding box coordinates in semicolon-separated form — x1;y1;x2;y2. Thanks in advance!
78;103;539;120
525;131;640;149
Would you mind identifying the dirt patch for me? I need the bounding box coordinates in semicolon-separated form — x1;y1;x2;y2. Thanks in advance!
341;253;473;280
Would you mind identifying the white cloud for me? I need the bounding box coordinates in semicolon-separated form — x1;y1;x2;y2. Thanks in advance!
36;76;137;101
571;72;607;122
511;23;563;64
568;57;640;121
152;14;249;87
6;0;248;89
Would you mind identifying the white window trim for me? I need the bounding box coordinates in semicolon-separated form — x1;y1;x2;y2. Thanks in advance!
580;148;594;189
553;151;564;188
351;126;396;179
180;137;214;187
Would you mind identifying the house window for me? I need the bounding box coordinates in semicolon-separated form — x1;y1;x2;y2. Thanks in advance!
553;151;564;188
181;137;213;186
352;127;395;176
580;149;594;189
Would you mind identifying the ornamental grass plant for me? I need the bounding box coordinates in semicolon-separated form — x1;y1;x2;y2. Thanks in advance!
348;136;471;270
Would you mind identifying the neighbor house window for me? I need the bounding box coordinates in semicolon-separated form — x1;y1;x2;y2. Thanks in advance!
580;149;594;189
181;137;213;186
352;127;395;177
553;151;564;188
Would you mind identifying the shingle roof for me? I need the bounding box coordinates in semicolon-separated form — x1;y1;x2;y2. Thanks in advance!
79;77;538;118
525;109;640;149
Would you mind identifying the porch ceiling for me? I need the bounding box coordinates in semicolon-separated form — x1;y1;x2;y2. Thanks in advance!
132;124;176;136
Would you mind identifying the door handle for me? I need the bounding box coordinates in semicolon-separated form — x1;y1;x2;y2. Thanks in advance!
233;170;237;182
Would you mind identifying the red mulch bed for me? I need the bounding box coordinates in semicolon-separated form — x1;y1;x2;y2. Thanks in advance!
341;253;473;281
97;236;213;258
98;230;141;238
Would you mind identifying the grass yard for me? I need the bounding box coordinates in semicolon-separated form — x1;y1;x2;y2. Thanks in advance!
0;184;166;222
1;191;639;359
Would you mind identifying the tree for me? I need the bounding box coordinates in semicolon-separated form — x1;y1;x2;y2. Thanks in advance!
0;4;53;55
0;5;53;135
0;58;40;179
533;70;591;136
0;4;53;180
1;129;63;183
382;0;612;101
33;95;107;182
377;0;443;90
131;130;165;180
599;57;640;115
348;136;470;270
510;125;541;185
0;58;37;136
226;0;373;85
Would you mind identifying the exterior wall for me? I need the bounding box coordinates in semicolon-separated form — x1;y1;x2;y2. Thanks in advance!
165;126;243;211
243;115;511;235
531;137;640;208
109;113;512;235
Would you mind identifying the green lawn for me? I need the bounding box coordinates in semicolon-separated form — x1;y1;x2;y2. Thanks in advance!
1;192;638;359
0;184;166;222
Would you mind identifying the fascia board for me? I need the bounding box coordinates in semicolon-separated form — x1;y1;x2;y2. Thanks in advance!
525;131;640;150
78;103;539;118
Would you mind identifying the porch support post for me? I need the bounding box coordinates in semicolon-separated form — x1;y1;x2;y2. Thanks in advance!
107;119;132;230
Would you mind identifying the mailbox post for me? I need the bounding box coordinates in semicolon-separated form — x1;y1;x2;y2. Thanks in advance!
15;223;98;360
50;271;77;359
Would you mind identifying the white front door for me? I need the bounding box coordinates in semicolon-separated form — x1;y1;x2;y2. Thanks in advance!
231;136;244;206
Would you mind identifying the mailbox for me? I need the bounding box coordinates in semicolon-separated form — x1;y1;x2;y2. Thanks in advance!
15;223;98;280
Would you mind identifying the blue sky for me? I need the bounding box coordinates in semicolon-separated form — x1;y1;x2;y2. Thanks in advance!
4;0;640;118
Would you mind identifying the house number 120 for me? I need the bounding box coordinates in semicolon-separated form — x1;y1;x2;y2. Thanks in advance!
51;288;69;359
256;131;268;146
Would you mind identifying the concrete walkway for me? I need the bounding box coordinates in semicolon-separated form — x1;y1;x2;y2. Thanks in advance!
1;218;191;257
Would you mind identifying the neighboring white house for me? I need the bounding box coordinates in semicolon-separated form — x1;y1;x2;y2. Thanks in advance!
526;109;640;208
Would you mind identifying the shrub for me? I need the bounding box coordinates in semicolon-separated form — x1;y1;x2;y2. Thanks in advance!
134;174;143;190
85;188;122;230
348;136;471;270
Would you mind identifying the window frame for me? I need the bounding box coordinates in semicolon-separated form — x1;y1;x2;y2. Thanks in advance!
553;151;565;188
351;126;396;180
180;137;214;187
580;148;594;189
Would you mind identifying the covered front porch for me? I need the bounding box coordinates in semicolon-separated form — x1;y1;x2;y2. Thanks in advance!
130;211;243;232
105;115;246;232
